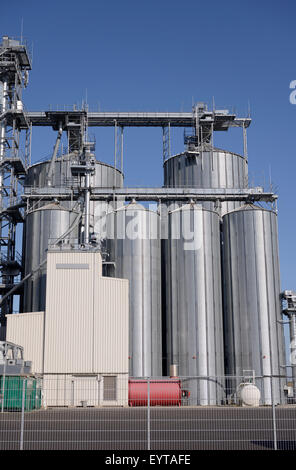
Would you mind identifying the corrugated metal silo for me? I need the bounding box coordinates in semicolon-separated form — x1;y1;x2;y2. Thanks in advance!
24;155;124;234
106;202;162;378
222;204;286;404
163;148;248;214
25;155;123;190
164;203;224;405
22;157;123;312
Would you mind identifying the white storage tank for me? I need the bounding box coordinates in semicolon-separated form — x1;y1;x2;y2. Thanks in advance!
238;383;261;407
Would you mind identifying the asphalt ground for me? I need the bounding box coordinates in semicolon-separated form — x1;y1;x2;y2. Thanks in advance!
0;406;295;451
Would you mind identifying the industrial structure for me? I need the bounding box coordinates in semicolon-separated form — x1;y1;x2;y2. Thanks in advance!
0;36;294;406
7;249;129;406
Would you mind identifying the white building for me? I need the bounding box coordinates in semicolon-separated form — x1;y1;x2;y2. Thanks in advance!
6;249;129;407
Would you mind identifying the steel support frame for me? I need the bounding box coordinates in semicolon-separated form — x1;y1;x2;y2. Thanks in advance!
27;111;252;130
22;187;277;204
113;121;124;176
162;123;171;162
0;38;31;322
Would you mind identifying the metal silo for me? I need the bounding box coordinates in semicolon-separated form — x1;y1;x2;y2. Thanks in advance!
22;156;123;311
24;155;124;231
222;205;286;404
22;202;80;312
106;202;162;378
164;203;224;405
25;154;123;190
163;148;248;214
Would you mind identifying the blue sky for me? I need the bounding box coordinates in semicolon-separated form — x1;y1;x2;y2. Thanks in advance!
1;0;295;294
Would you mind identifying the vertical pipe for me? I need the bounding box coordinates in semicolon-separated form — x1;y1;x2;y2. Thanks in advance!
254;213;272;404
114;120;117;187
28;123;32;168
211;122;214;170
289;314;296;399
162;126;166;162
113;121;117;209
47;123;63;186
195;211;208;405
120;126;124;173
147;376;150;450
194;104;198;141
84;172;90;244
243;123;248;162
168;122;171;158
162;125;171;162
200;126;203;163
271;376;278;450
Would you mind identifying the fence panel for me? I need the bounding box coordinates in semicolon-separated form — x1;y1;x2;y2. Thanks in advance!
0;376;25;450
0;374;295;450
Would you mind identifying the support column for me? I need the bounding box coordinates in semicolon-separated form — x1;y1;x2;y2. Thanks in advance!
243;122;248;162
162;123;171;162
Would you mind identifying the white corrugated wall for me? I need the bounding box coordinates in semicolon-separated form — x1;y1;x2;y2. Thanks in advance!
6;311;44;373
44;251;96;373
43;250;128;374
94;277;129;372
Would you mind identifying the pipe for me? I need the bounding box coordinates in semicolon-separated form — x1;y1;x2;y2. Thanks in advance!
255;214;272;404
170;364;178;378
0;209;82;307
290;314;296;399
0;259;47;306
51;211;82;246
47;122;63;187
84;173;90;244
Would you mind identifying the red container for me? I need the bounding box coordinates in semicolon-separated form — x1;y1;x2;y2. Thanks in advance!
128;378;183;407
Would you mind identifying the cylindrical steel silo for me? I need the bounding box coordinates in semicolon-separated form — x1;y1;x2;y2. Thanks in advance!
22;202;80;312
25;154;123;190
24;155;124;237
22;156;123;311
164;203;224;405
222;205;286;404
106;202;162;378
163;148;248;214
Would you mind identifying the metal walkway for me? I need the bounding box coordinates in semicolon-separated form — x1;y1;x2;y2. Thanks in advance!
27;110;251;129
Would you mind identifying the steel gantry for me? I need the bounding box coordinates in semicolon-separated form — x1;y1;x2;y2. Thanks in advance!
0;36;31;324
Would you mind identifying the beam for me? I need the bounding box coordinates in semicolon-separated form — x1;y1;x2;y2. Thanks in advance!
22;187;276;203
27;111;251;130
